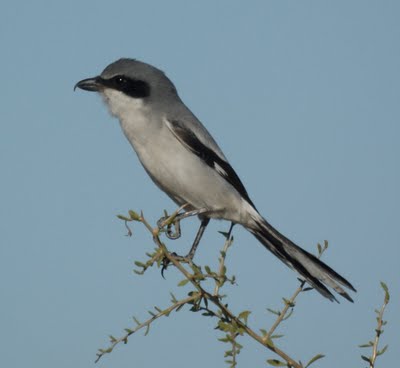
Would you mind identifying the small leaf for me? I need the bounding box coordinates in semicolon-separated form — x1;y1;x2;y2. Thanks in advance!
361;355;371;363
380;281;390;303
266;359;287;366
218;231;230;238
282;298;294;307
267;308;280;316
124;328;133;334
305;354;325;367
117;214;130;221
377;344;388;356
359;342;373;348
128;210;141;221
205;265;212;274
134;261;145;267
317;243;322;255
177;279;189;287
282;309;294;321
109;335;117;343
238;310;251;324
260;328;267;336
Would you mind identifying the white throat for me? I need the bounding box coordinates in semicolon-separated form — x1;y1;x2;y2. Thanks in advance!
101;88;145;120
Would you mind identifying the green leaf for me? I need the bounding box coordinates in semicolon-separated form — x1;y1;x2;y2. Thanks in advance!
154;306;162;313
282;298;294;307
305;354;325;367
134;261;145;267
380;281;390;303
361;355;371;363
266;359;287;366
359;342;373;348
282;309;294;321
218;231;230;238
259;328;267;336
128;210;141;221
317;243;322;255
377;344;388;356
170;292;177;303
266;308;280;316
109;335;117;342
177;279;189;287
117;214;130;221
238;310;251;324
205;265;212;274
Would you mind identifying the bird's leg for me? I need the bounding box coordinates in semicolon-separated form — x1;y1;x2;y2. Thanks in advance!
160;210;209;277
183;217;210;260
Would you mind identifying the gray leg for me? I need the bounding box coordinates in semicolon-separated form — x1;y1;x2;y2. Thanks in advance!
185;217;210;260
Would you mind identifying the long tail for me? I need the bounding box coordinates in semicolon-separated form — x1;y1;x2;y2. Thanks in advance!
246;215;356;302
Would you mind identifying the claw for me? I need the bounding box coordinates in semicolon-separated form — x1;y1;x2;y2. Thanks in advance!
160;252;180;278
157;216;182;240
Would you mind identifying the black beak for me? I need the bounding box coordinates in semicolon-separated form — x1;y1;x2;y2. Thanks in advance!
74;76;104;92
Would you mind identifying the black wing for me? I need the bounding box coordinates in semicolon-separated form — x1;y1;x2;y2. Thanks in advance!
166;119;255;208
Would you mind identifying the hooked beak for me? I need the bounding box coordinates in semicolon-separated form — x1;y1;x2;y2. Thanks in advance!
74;76;104;92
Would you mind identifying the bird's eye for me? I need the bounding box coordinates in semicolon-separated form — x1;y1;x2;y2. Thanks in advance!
114;76;126;85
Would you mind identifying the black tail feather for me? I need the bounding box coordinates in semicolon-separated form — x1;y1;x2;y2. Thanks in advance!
248;217;356;302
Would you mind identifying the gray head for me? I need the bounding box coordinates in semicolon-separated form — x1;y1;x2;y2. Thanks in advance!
75;58;179;112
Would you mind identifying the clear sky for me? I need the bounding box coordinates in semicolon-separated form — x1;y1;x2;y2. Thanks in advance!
1;1;399;367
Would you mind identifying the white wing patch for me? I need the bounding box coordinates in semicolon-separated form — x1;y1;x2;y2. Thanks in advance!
214;162;227;177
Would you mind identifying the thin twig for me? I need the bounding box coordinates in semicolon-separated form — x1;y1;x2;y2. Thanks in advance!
264;281;305;343
369;284;390;368
150;224;302;368
214;225;234;296
264;243;328;342
95;293;199;363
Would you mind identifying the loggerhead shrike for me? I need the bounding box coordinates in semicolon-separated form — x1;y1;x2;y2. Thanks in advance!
75;58;356;302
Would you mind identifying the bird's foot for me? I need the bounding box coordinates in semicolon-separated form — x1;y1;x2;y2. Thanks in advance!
161;252;193;278
157;215;181;240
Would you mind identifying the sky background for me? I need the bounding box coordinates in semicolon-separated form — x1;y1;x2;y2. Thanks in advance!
1;1;399;367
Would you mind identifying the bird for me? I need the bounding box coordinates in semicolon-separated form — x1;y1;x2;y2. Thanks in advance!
75;58;356;302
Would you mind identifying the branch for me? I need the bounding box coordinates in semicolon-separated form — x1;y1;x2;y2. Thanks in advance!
360;282;390;367
95;293;199;363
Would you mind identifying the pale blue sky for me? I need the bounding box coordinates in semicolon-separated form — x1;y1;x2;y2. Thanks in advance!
1;1;399;367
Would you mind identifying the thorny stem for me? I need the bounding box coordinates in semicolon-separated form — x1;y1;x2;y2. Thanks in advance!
95;293;199;363
265;244;328;343
264;281;305;343
149;215;302;368
214;225;234;296
101;208;302;368
369;292;389;368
